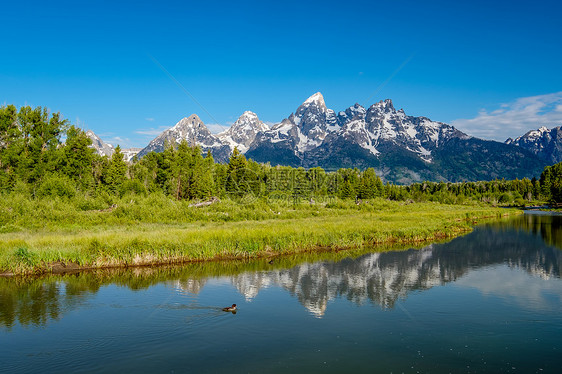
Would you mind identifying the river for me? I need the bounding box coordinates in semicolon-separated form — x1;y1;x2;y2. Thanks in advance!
1;212;561;373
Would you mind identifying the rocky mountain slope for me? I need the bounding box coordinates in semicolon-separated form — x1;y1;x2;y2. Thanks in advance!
89;93;550;183
244;93;546;183
85;130;140;162
217;111;269;154
506;126;562;164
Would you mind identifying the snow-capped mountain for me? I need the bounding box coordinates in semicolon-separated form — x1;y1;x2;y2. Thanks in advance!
247;93;464;164
136;112;268;162
217;111;269;154
121;148;142;162
131;92;546;183
505;126;562;164
86;130;140;162
246;93;544;182
331;98;466;162
86;130;114;157
136;114;231;161
248;92;340;163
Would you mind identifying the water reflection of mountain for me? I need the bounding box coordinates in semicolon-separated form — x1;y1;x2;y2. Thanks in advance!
190;215;562;317
2;214;561;327
228;214;562;317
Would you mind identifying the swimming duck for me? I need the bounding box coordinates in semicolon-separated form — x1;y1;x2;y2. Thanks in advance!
222;304;237;312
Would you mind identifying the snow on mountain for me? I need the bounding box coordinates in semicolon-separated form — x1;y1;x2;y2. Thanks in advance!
85;130;140;162
247;94;465;165
249;92;341;156
135;93;464;167
217;111;269;153
130;92;545;183
505;125;562;164
121;148;142;162
137;114;231;161
86;130;114;157
360;99;467;162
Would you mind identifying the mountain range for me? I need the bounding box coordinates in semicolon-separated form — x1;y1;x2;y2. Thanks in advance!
87;93;562;183
505;126;562;164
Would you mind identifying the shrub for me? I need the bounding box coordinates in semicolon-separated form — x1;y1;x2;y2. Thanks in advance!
36;174;76;199
119;179;147;197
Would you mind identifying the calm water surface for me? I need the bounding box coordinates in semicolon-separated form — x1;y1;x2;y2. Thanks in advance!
1;212;561;373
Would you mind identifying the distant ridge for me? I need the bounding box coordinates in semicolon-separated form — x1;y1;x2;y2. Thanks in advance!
91;93;548;183
506;125;562;164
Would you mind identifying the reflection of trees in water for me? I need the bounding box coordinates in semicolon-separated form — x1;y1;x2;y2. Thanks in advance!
1;213;561;327
488;212;562;251
0;281;61;328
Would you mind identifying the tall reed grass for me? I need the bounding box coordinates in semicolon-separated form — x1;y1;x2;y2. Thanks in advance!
0;192;515;275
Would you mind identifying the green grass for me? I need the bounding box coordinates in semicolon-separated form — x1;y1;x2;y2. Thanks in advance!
0;193;518;275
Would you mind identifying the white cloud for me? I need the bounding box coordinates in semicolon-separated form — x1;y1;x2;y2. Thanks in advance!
96;132;133;148
135;126;170;137
452;91;562;141
145;117;155;122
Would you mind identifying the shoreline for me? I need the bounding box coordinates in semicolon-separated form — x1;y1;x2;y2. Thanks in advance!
0;233;454;278
0;206;517;276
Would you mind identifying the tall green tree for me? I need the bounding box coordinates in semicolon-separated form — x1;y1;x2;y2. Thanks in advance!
226;147;248;197
60;126;94;190
358;167;382;199
103;146;128;193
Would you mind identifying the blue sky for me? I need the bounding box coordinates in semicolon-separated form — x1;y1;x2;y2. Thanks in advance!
1;0;561;147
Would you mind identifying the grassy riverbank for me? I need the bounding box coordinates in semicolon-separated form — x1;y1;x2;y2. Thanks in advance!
0;194;517;275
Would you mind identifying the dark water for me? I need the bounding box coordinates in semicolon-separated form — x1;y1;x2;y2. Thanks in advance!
1;213;561;373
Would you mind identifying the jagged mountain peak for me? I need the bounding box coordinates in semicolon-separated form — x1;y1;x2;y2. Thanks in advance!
296;92;328;117
137;113;231;161
86;130;114;157
506;125;555;145
240;110;259;119
232;111;269;132
338;103;367;124
131;93;547;184
504;125;562;164
172;114;205;130
85;129;140;161
218;111;269;153
303;92;325;106
370;99;395;113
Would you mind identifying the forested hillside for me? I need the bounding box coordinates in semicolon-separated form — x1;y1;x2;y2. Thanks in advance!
1;105;560;206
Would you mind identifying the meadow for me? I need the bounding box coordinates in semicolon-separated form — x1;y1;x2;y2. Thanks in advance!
0;192;515;275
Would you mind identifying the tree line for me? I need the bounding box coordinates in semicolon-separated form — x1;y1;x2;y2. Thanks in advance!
1;104;561;205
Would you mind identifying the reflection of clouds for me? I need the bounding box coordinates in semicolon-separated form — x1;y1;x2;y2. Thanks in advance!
455;265;562;312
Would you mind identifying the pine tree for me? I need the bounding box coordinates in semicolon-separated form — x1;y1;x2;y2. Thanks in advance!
358;168;381;199
61;125;94;189
104;145;128;194
226;147;248;197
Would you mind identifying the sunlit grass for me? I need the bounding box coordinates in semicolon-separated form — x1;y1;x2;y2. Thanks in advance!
0;193;517;274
